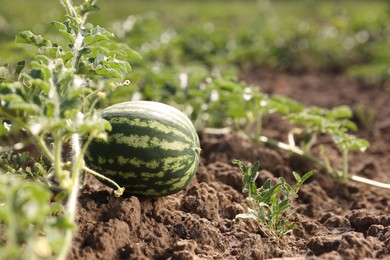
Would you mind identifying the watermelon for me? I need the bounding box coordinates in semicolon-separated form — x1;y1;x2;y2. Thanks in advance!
84;101;201;197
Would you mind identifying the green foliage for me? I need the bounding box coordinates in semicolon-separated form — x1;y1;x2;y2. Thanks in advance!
233;159;314;239
283;105;369;181
0;174;69;259
0;0;136;258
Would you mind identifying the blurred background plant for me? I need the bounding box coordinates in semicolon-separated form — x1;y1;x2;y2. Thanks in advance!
2;0;390;88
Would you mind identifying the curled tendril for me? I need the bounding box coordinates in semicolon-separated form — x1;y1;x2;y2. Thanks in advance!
110;80;131;91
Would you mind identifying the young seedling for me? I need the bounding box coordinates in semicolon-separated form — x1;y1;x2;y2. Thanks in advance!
233;159;314;240
284;105;369;182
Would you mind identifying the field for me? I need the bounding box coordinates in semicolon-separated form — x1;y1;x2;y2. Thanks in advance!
1;0;390;259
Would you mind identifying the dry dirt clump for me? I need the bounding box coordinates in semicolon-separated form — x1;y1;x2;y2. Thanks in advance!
69;70;390;259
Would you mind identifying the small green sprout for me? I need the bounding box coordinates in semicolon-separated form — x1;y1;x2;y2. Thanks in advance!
233;159;314;240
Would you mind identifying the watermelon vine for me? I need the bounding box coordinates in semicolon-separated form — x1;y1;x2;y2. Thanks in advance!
0;0;137;258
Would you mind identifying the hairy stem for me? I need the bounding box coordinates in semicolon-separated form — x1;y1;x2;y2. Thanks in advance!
341;149;349;183
202;127;390;190
83;165;125;196
257;135;390;189
54;138;67;189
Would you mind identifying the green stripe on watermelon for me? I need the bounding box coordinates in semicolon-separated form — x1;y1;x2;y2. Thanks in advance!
85;101;201;197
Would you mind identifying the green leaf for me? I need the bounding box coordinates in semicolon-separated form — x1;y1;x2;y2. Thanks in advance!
52;21;75;44
333;132;370;152
2;94;40;113
102;59;132;74
278;199;291;212
84;26;114;46
292;170;314;192
328;105;352;119
292;171;302;184
262;178;271;190
16;31;52;48
20;74;50;94
76;0;100;16
0;123;7;136
269;95;304;114
215;79;239;92
300;170;315;183
38;46;74;62
68;87;93;99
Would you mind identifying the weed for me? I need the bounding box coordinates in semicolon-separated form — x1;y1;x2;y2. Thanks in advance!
233;159;314;240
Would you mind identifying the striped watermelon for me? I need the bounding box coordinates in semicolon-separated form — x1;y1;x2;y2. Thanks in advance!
84;101;201;197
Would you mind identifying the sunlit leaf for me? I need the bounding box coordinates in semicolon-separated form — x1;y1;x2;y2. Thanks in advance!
52;21;75;44
328;105;352;119
76;1;100;16
84;26;114;46
16;31;52;48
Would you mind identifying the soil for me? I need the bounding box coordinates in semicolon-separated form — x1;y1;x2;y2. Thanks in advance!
69;69;390;260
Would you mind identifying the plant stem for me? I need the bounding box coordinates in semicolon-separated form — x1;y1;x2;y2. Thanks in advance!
201;127;390;190
61;0;78;20
37;135;55;162
257;135;390;189
83;165;125;196
57;4;89;258
54;138;67;189
341;149;349;183
78;132;124;198
349;175;390;189
255;111;262;142
58;134;83;260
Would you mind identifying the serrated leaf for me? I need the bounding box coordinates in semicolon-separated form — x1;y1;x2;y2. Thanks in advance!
38;46;60;59
84;26;114;46
36;45;73;62
76;1;100;16
78;60;123;79
51;21;68;31
51;21;74;44
95;65;123;78
103;59;132;74
16;31;52;48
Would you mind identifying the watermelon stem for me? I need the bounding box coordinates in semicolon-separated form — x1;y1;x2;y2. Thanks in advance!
203;127;390;190
83;165;125;197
